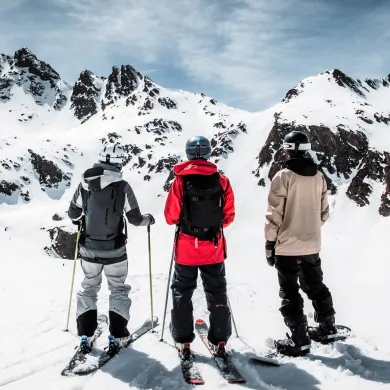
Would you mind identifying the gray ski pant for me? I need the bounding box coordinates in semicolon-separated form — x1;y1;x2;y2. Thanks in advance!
76;259;131;337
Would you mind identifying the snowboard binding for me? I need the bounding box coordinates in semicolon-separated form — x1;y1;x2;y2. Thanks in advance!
308;325;351;344
274;333;311;357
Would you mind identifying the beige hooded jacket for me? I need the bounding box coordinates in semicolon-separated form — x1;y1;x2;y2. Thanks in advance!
265;158;329;256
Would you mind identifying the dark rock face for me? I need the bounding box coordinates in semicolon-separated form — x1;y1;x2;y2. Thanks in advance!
117;143;144;167
282;88;300;103
254;118;390;215
20;190;30;202
211;122;247;160
0;48;69;110
332;69;366;97
0;78;13;101
365;78;380;90
134;119;182;135
146;155;181;192
126;94;138;106
29;150;71;189
100;132;122;144
52;213;64;221
138;97;154;115
143;77;160;98
71;70;103;122
158;97;178;110
102;65;141;110
14;48;60;81
374;112;390;125
148;155;180;176
46;227;77;259
0;180;20;196
16;48;67;109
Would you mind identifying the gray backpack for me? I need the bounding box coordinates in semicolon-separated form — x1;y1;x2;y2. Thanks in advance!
82;181;126;241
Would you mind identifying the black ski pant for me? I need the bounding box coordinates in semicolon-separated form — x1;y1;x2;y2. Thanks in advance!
275;254;335;328
170;262;232;345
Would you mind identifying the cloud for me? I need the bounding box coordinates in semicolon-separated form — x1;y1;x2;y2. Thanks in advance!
0;0;389;110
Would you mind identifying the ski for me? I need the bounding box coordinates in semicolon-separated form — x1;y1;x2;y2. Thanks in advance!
250;325;352;366
169;323;204;385
174;342;205;385
61;316;158;376
195;319;246;384
61;314;108;376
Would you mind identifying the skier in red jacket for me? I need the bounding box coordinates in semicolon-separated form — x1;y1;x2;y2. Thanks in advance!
164;136;235;358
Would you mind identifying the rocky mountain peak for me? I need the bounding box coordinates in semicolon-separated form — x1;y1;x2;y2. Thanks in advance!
14;47;61;82
0;47;69;110
70;69;104;123
101;65;143;110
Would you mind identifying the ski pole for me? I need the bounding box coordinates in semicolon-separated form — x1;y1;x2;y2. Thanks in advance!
227;295;239;338
147;225;155;331
160;227;178;342
64;224;82;332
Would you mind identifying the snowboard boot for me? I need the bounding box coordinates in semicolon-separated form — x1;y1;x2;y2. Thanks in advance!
79;335;94;354
308;315;337;343
275;322;311;357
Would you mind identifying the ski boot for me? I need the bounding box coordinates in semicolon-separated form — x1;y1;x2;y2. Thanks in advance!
308;315;337;343
209;341;228;359
79;335;93;354
275;322;311;357
106;335;131;356
177;342;193;361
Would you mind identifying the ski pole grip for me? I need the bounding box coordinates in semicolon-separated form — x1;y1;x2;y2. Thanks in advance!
147;225;151;233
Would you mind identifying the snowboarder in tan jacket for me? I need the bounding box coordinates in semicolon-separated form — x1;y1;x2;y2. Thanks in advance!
265;130;336;356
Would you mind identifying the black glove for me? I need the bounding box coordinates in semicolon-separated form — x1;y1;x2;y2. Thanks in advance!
265;240;276;267
145;214;155;226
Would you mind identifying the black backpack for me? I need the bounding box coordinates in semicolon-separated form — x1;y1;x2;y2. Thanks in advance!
180;172;224;242
81;181;126;241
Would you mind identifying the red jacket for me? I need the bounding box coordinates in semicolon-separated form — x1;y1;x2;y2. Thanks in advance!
164;159;235;266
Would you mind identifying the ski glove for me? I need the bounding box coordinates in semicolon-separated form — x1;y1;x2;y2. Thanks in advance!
144;214;155;226
265;240;276;267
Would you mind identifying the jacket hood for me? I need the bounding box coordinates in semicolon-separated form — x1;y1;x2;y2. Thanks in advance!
174;159;218;176
285;158;318;177
81;162;123;191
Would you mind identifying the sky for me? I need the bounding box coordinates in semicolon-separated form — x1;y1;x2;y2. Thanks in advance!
0;0;389;111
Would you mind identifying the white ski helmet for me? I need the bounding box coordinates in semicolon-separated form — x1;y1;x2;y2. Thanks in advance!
98;143;126;167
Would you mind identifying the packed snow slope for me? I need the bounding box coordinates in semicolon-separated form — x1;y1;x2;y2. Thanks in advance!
1;48;390;390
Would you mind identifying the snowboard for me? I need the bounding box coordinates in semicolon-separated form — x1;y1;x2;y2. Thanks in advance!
61;316;158;376
250;325;352;366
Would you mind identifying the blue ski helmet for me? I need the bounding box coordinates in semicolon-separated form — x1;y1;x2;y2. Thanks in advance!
185;136;212;160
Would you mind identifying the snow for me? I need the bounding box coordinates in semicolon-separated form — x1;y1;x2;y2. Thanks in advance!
1;62;390;390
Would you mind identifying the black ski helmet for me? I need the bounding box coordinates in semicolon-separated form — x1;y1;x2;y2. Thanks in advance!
283;131;311;153
185;136;212;160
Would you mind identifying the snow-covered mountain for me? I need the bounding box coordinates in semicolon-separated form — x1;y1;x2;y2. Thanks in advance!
1;48;390;390
0;48;249;207
254;69;390;216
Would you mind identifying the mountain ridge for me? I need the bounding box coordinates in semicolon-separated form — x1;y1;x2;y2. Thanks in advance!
1;47;390;220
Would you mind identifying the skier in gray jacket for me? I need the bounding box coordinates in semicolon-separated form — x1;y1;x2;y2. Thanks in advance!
68;143;154;352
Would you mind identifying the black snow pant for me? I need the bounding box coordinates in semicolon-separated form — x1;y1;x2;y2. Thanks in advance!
171;262;232;345
276;254;335;328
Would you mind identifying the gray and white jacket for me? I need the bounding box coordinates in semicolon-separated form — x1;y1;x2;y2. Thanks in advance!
68;162;151;263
